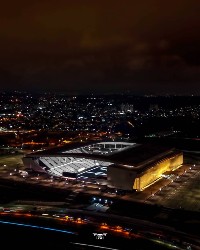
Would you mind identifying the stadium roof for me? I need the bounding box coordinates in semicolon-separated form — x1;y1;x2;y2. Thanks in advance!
107;143;175;165
25;141;180;172
28;141;97;156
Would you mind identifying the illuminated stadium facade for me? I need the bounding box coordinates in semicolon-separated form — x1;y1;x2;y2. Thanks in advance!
22;141;183;191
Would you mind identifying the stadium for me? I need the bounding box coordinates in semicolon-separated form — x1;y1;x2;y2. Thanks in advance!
22;141;183;191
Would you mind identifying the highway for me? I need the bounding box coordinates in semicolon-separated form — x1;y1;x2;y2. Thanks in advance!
0;203;200;250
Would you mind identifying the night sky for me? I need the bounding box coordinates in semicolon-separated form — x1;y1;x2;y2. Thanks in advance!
1;0;200;94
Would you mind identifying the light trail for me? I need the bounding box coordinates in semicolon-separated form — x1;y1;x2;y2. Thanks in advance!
151;238;181;249
71;242;120;250
0;219;77;235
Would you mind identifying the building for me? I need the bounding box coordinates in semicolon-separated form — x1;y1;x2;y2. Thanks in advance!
22;141;183;191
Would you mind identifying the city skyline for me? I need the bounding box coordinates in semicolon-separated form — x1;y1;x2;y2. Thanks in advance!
1;0;200;94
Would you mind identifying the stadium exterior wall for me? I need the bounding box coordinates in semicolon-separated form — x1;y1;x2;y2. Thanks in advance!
107;167;137;190
107;152;183;191
133;153;183;190
22;157;46;173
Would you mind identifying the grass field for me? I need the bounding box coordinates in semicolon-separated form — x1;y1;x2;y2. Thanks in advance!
0;152;24;173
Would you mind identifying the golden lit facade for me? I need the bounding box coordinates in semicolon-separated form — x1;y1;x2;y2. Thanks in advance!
133;152;183;191
108;152;183;191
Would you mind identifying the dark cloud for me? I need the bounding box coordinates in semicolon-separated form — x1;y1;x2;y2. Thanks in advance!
0;0;200;94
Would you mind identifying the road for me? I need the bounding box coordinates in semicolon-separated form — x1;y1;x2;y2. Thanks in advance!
0;203;200;250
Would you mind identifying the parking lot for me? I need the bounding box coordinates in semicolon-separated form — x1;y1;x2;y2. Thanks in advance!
143;164;200;211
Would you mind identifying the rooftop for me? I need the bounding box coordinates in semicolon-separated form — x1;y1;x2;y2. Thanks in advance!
26;141;180;171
